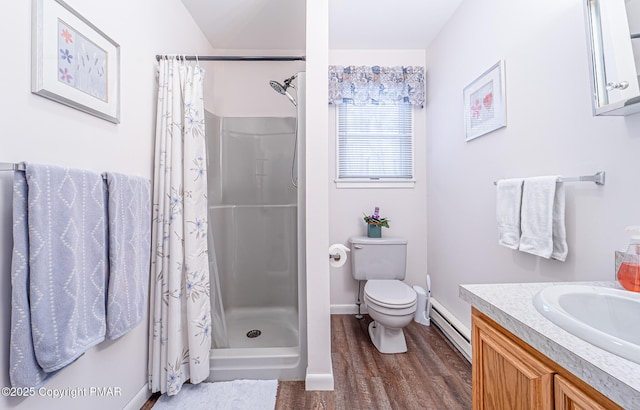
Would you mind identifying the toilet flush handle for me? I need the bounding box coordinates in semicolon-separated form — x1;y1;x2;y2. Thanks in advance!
354;245;363;249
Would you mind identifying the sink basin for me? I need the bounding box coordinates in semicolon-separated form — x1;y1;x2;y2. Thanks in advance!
533;285;640;364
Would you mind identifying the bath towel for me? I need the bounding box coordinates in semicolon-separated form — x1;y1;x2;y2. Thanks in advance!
496;178;524;249
104;172;151;340
10;163;107;386
550;181;568;261
9;172;53;387
519;176;568;261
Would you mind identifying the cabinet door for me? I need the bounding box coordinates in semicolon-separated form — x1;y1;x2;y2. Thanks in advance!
472;313;554;410
555;375;608;410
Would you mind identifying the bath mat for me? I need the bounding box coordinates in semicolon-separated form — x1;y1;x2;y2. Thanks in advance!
152;379;278;410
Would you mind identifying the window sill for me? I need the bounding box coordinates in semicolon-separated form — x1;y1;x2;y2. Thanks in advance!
334;179;416;189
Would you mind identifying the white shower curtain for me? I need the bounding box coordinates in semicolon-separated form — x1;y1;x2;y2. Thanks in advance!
148;57;211;396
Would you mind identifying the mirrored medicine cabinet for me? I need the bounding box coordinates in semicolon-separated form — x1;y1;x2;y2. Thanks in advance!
584;0;640;115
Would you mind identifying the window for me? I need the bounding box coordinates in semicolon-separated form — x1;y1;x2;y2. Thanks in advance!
336;104;414;188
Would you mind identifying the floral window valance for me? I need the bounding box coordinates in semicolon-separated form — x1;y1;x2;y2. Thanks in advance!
328;65;425;107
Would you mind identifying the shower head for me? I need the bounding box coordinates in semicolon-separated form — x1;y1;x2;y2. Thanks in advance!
269;75;298;106
269;80;287;95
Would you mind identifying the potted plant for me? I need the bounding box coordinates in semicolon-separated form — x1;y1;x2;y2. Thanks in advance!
363;206;389;238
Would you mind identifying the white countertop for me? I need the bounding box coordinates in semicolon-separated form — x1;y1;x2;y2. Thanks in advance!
459;281;640;409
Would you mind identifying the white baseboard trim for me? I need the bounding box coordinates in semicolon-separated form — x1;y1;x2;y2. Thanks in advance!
123;384;152;410
305;372;334;391
430;298;472;363
330;304;368;315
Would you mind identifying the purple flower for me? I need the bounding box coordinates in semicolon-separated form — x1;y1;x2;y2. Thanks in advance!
60;49;73;64
59;68;73;83
363;206;389;228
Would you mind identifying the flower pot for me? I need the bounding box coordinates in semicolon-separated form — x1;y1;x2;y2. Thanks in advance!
367;224;382;238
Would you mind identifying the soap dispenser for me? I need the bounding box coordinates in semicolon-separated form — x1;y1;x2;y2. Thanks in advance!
617;226;640;292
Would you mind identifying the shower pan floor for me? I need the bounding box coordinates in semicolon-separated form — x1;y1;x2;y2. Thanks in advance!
225;306;298;348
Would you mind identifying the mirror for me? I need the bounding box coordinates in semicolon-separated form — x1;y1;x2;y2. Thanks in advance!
584;0;640;115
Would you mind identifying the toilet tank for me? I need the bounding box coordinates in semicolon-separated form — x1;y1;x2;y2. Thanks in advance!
348;236;407;280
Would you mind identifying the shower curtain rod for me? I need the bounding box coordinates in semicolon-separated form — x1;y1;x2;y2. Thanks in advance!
155;55;306;62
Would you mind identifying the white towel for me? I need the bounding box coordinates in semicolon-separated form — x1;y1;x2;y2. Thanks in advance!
550;182;568;261
519;176;568;261
496;178;523;249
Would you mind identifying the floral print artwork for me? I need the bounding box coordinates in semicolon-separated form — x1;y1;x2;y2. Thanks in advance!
57;20;107;102
464;61;505;141
470;80;494;128
148;57;211;396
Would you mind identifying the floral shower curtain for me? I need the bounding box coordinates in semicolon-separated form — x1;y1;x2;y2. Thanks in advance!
148;56;211;396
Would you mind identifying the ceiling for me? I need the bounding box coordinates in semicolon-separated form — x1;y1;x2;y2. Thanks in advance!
180;0;463;50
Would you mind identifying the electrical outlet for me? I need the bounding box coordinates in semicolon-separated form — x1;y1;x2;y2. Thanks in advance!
615;251;625;278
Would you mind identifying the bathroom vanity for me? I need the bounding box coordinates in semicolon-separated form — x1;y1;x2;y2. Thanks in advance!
461;282;640;409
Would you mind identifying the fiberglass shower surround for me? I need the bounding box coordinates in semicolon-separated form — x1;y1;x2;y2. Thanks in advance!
206;114;299;349
189;59;306;381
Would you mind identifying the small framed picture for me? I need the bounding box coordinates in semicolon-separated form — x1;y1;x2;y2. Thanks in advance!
32;0;120;123
463;61;506;141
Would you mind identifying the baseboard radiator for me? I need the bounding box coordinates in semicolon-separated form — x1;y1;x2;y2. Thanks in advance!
429;298;472;363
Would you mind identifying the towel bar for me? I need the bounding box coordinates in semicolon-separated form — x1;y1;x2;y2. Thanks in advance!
0;162;25;172
493;172;605;186
0;162;108;180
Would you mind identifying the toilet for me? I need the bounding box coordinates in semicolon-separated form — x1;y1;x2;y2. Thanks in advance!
349;236;417;354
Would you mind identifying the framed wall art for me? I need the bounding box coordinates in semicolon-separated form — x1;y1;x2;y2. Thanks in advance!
463;60;506;141
32;0;120;123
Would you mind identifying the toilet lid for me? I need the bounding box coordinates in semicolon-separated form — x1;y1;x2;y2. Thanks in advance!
365;280;417;308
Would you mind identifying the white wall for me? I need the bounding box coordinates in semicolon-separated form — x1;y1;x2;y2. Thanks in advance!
328;50;428;310
0;1;213;409
426;0;640;330
203;49;305;117
305;0;333;391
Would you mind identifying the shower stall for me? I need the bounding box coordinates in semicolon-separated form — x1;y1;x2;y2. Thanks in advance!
205;73;306;381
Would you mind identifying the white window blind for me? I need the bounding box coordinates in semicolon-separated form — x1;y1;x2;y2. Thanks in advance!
337;104;413;180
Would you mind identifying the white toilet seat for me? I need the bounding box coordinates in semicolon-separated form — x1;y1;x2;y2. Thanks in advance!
365;298;417;317
364;279;417;309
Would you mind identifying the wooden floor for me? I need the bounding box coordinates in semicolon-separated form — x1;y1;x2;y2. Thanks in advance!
142;314;472;409
275;314;472;409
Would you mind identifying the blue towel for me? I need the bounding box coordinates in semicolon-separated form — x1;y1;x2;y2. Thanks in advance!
10;163;107;385
104;172;151;340
9;172;53;387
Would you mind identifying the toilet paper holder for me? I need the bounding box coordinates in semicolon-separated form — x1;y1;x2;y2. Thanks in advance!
328;244;350;261
329;252;342;261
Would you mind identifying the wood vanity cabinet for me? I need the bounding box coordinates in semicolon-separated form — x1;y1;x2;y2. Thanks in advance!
471;308;622;410
554;374;608;410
